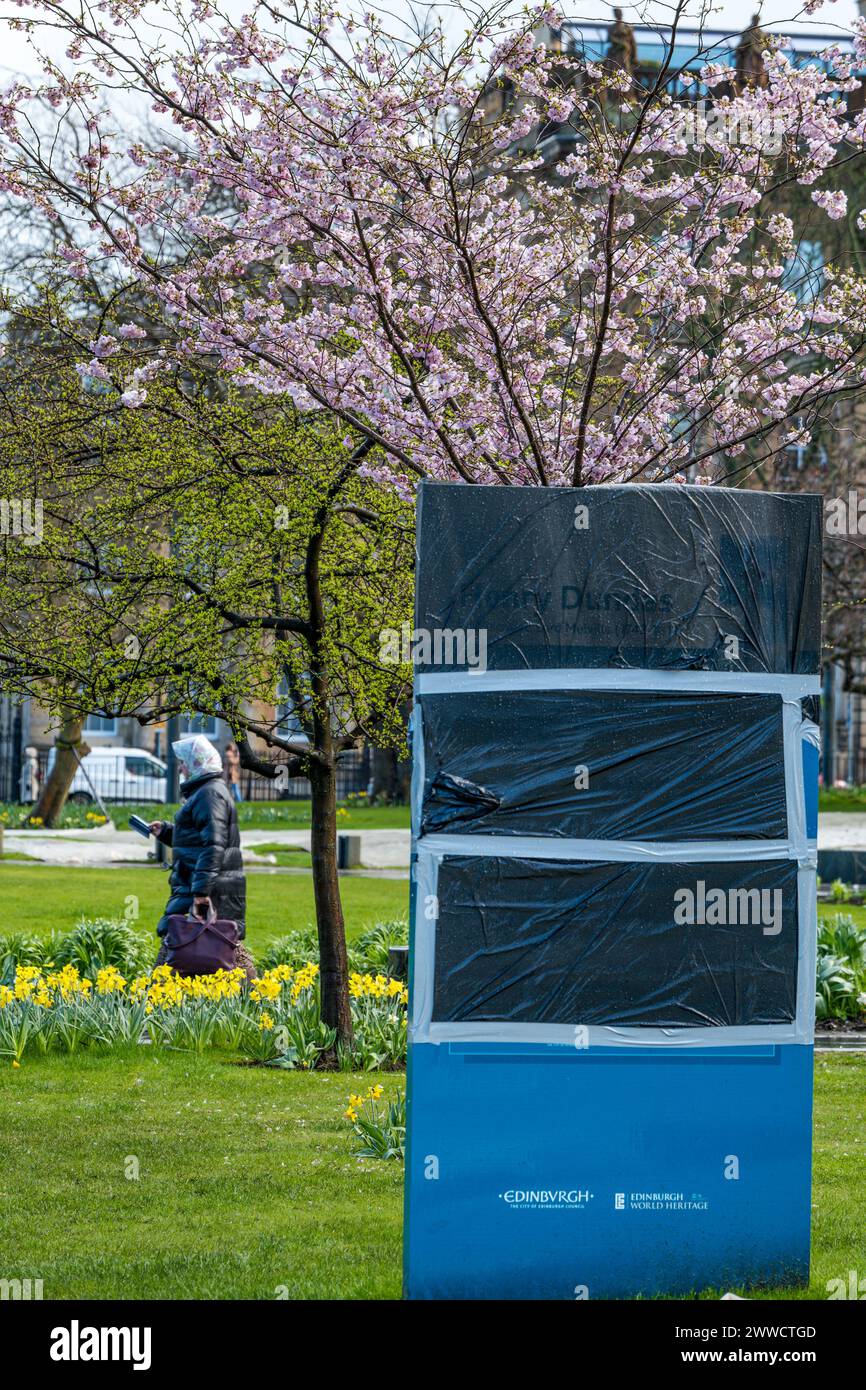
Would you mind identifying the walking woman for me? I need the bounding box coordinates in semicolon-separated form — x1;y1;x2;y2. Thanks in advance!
150;735;256;978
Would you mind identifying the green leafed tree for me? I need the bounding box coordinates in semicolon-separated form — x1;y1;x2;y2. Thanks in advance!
0;290;414;1047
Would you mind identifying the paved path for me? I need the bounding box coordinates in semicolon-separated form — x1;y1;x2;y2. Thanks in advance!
818;813;866;851
3;825;412;869
241;828;409;868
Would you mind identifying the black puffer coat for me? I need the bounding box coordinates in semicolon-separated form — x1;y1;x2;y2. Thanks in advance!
155;771;246;937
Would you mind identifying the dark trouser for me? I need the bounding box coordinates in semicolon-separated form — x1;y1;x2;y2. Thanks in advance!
155;893;256;980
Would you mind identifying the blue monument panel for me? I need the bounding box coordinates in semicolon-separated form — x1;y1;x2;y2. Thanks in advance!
431;857;799;1029
421;690;788;841
405;483;821;1300
404;1043;813;1299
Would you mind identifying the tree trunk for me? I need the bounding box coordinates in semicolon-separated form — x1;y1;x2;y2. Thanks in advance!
303;469;359;1055
28;710;89;828
309;757;353;1052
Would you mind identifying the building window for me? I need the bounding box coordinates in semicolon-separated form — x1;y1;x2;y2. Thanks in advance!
783;417;827;474
181;714;218;737
85;714;117;735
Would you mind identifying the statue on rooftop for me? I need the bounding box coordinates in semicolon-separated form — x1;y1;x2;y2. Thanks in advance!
735;13;770;92
606;7;637;80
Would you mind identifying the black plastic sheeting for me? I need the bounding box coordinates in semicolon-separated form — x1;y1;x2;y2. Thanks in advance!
415;483;822;673
431;857;800;1028
421;690;787;841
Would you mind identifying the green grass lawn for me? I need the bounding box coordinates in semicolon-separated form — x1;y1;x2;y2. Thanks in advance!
249;842;394;870
818;900;866;931
248;843;314;868
808;1055;866;1293
0;867;862;1300
0;866;409;1298
819;787;866;814
0;865;409;958
0;1051;403;1299
0;1050;861;1300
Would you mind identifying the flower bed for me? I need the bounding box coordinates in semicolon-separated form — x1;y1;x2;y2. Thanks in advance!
817;912;866;1024
0;961;407;1070
344;1083;405;1161
0;803;108;831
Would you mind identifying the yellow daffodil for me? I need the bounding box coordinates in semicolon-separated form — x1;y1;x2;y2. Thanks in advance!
96;967;127;995
250;976;280;1003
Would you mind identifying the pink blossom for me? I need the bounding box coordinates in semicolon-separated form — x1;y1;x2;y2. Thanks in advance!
0;2;862;488
811;188;848;220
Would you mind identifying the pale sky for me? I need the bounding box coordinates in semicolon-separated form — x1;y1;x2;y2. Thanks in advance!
566;0;860;32
0;0;860;85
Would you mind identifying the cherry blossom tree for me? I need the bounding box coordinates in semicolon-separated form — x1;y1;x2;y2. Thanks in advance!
2;1;866;486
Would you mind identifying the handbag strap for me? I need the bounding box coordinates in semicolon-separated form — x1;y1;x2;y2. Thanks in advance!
204;923;238;947
172;918;209;946
187;902;217;924
170;916;236;950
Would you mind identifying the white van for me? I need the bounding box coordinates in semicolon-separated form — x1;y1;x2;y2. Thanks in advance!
48;746;168;804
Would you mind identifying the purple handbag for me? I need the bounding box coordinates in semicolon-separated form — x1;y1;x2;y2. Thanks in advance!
164;904;239;976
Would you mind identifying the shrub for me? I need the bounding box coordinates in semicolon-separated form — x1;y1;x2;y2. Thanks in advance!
815;953;858;1021
818;914;866;974
0;931;50;983
257;928;320;972
353;918;408;972
258;918;409;977
48;918;153;980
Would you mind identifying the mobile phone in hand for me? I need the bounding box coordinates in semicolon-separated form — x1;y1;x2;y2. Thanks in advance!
129;814;153;838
